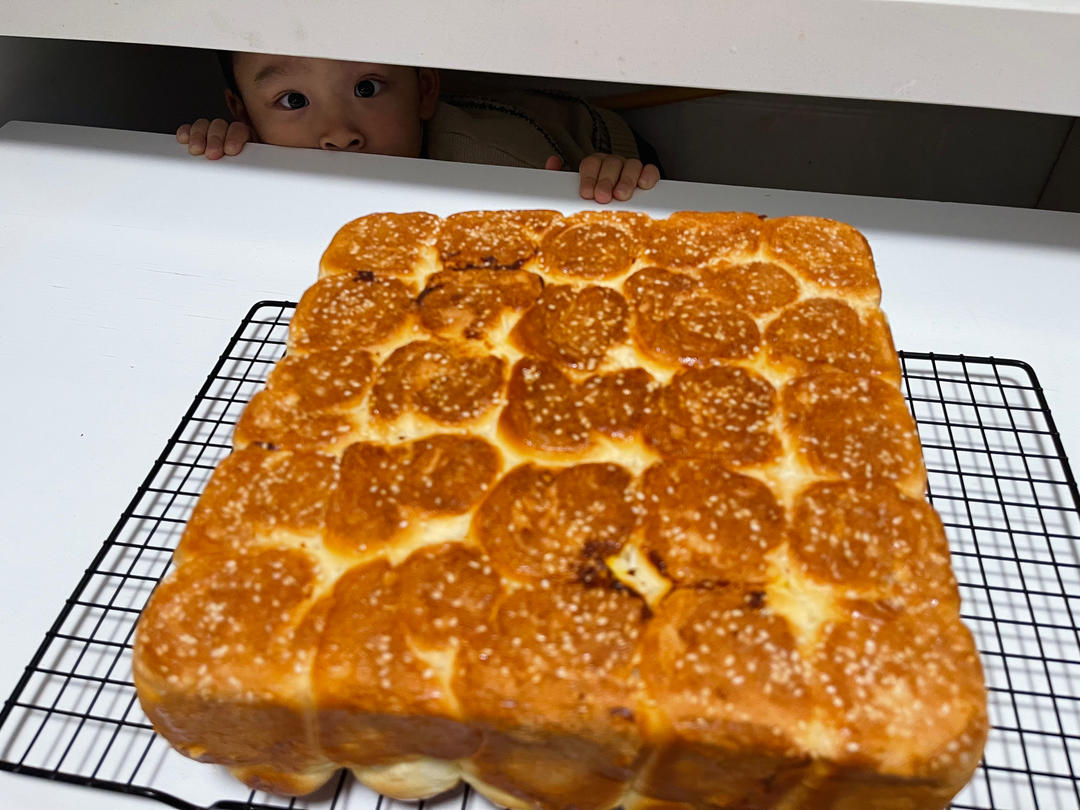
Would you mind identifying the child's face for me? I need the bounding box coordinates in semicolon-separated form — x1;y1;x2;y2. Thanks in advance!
227;54;439;157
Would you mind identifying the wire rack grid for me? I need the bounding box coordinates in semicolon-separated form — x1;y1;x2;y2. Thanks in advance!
0;301;1078;810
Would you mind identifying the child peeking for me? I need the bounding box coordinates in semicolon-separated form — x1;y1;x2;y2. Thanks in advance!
178;53;662;204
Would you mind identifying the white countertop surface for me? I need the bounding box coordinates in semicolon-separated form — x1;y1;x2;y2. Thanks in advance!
0;120;1077;810
6;0;1080;116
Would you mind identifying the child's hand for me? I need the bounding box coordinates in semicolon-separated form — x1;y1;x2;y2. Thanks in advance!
546;154;660;204
176;118;252;160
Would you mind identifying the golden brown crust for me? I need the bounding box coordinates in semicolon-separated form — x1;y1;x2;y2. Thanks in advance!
637;587;814;806
499;358;655;454
393;542;503;648
325;436;500;556
626;266;761;367
511;283;629;371
135;209;986;808
234;391;354;452
765;297;901;382
642;588;812;744
473;462;637;582
500;358;592;453
454;584;645;807
764;216;881;298
417;269;542;340
812;600;987;785
782;370;926;493
370;339;506;425
641;460;785;585
133;548;329;779
705;260;801;315
643;212;763;268
176;448;337;561
644;366;780;466
289;272;414;353
233;345;376;451
319;212;441;279
438;209;561;270
580;367;655;439
538;211;644;279
789;480;957;605
313;559;482;765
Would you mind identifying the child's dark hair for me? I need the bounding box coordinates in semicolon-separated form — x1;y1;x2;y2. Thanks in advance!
216;51;239;95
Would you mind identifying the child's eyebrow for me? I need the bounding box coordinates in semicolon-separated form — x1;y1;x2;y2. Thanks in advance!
253;63;292;85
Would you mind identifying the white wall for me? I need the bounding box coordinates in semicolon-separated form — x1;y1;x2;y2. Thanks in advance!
0;36;227;134
622;93;1074;208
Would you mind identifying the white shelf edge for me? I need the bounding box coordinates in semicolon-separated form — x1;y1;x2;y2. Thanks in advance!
5;0;1080;116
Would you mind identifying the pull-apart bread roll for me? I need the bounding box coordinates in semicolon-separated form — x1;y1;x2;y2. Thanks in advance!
134;210;986;808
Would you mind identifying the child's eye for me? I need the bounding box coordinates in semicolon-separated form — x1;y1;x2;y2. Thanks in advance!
277;92;309;110
354;79;384;99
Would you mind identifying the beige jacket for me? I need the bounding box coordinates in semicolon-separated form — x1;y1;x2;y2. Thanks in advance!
424;91;641;170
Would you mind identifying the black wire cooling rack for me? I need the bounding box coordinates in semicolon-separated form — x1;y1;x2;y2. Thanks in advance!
0;301;1078;810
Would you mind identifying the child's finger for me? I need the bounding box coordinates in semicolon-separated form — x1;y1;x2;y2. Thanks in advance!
176;124;191;145
638;163;661;189
223;122;251;156
613;159;644;201
543;155;564;171
578;154;604;200
204;118;229;160
186;119;210;156
592;156;625;204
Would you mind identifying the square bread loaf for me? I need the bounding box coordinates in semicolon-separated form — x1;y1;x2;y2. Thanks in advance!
133;210;987;809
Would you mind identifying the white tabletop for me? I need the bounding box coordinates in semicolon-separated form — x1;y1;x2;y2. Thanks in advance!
0;120;1078;810
6;1;1080;116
